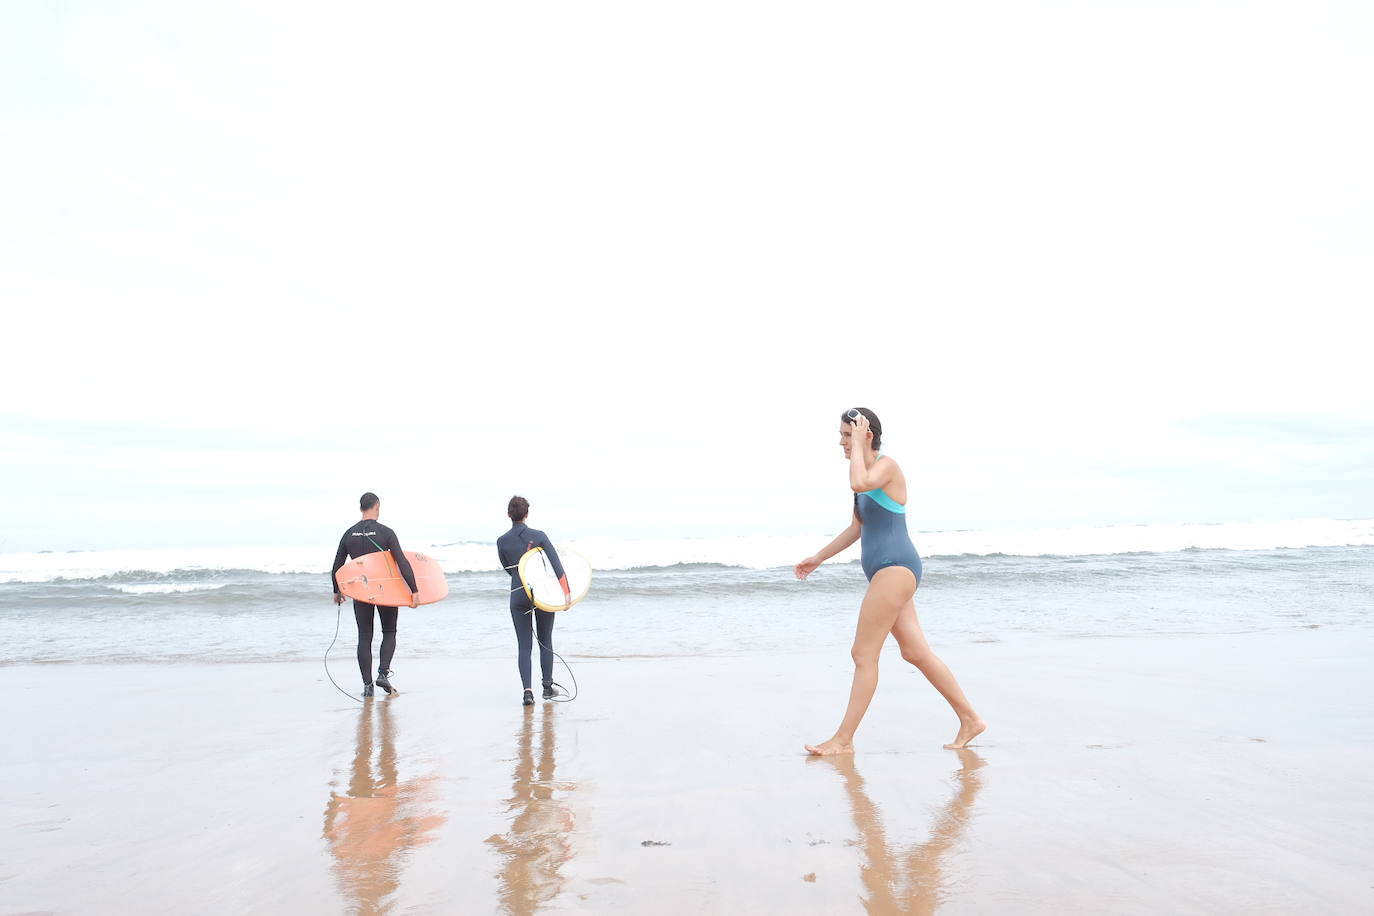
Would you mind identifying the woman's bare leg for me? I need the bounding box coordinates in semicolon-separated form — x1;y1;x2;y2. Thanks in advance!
806;568;916;755
890;600;986;748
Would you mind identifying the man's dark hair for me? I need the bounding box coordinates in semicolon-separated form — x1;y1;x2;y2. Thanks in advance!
360;492;380;512
508;495;529;522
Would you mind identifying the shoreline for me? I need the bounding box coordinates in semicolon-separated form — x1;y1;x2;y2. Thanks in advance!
4;628;1372;912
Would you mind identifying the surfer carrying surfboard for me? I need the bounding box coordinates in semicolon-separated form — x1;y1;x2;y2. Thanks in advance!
331;492;419;697
795;409;986;754
496;496;571;707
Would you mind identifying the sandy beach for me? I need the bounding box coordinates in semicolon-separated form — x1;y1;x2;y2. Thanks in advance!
3;626;1372;914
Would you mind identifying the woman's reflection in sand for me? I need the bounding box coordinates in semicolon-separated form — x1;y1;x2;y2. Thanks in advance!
817;749;985;915
323;700;445;915
486;705;577;916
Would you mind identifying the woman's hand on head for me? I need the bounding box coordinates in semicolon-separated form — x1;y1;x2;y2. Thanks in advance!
849;413;872;449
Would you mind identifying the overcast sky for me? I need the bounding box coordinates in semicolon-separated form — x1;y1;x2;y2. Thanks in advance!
2;0;1370;552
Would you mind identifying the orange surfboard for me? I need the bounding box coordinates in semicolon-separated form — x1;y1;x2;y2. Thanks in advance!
335;550;449;606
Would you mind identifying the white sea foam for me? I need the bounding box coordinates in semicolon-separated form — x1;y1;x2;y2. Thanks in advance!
920;517;1374;558
0;546;331;585
2;518;1371;584
108;583;230;595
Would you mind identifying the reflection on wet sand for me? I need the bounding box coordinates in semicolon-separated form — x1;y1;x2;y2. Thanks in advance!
323;700;445;915
816;750;985;915
486;705;577;916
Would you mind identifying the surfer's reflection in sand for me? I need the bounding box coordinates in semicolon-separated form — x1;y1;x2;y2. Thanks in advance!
323;700;445;915
813;749;986;915
486;705;577;916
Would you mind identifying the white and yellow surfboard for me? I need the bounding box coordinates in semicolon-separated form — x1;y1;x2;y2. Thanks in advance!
517;547;592;611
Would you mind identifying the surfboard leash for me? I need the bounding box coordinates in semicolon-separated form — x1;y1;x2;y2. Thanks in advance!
531;549;579;702
533;619;579;703
325;597;365;704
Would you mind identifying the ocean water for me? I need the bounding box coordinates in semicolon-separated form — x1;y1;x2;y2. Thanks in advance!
2;519;1371;667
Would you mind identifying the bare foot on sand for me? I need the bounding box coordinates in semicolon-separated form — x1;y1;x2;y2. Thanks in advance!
944;717;987;749
805;737;854;756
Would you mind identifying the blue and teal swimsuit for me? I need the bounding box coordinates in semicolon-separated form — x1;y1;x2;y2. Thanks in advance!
854;470;922;583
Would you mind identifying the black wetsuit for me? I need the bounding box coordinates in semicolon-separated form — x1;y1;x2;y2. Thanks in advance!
496;523;567;690
331;519;418;685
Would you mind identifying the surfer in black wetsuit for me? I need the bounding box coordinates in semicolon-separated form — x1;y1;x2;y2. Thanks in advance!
496;495;571;706
331;492;418;697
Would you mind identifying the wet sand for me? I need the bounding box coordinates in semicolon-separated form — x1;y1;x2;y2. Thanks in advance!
4;627;1372;914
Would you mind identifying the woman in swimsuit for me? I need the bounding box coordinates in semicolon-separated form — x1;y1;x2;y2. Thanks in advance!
796;408;986;754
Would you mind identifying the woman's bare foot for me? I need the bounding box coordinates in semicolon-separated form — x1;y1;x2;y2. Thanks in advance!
805;737;854;756
944;716;986;749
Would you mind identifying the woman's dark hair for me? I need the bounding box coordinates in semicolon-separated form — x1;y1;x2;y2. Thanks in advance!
840;407;882;450
359;492;380;512
508;495;529;522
